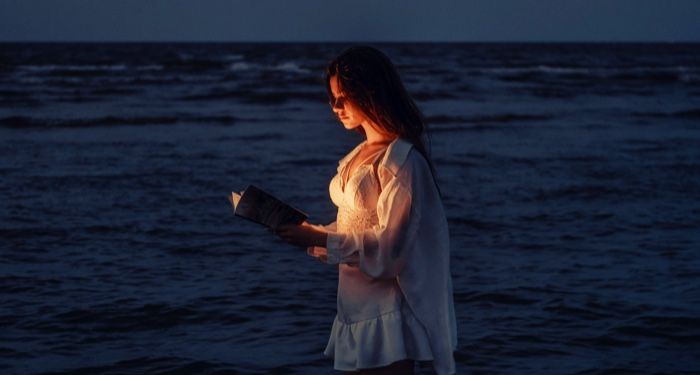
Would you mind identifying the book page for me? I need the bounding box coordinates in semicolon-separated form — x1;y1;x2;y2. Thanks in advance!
231;192;241;209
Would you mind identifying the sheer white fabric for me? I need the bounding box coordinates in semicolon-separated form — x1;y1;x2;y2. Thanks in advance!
307;137;458;374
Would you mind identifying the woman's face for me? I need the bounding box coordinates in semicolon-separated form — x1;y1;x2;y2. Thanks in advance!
329;75;368;131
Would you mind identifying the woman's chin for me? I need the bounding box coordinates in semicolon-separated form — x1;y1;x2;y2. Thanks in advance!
342;121;360;130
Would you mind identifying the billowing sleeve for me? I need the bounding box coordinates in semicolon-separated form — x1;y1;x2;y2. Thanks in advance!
325;168;421;279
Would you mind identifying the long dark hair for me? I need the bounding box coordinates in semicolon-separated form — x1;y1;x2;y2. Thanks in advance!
325;46;441;196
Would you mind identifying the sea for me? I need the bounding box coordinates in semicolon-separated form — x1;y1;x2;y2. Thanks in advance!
1;42;699;374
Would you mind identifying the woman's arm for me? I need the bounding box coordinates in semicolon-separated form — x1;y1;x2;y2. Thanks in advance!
305;221;336;260
321;221;337;231
275;221;328;248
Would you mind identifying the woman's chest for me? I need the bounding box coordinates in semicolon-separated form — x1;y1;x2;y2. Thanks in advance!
330;163;381;211
343;147;383;184
329;144;388;210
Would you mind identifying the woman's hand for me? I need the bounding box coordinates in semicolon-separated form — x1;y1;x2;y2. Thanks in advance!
274;221;328;248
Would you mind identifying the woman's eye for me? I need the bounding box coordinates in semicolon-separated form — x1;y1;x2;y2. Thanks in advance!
330;97;346;108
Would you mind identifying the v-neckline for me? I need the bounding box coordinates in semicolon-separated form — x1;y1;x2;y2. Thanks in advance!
340;142;389;193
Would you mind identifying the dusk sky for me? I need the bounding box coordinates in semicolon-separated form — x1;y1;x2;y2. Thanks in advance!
0;0;699;42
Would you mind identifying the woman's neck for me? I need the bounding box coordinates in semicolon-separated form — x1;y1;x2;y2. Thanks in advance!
361;121;396;146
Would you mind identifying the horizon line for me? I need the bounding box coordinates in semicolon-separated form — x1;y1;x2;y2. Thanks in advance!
1;39;699;44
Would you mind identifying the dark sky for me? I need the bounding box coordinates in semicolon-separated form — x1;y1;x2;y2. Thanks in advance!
0;0;698;42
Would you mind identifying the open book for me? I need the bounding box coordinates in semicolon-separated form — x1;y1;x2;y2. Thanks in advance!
228;185;307;229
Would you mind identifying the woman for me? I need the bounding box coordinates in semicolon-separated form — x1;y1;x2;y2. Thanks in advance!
276;46;457;375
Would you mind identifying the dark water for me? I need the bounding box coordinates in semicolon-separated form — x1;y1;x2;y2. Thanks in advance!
1;43;699;374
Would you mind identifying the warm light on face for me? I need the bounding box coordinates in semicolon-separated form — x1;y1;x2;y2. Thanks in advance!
329;75;366;130
329;95;349;110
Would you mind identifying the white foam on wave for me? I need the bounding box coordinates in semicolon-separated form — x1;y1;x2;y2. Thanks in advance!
229;62;253;71
675;66;700;82
228;61;310;74
535;65;591;74
19;64;128;72
272;62;310;74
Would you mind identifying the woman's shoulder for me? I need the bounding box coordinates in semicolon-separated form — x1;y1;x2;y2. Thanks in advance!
377;138;432;188
377;138;412;176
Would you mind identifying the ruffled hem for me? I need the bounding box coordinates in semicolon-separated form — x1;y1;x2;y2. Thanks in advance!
323;305;434;371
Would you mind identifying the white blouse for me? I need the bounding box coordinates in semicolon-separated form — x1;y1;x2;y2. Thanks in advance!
307;137;458;374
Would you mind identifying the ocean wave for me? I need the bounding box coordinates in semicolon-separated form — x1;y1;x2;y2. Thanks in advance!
411;91;459;100
611;315;700;343
229;61;311;74
481;65;698;75
0;114;238;128
37;357;233;375
483;65;700;84
482;65;593;75
22;302;227;332
18;64;128;72
235;132;287;142
134;64;164;71
179;89;324;104
632;109;700;119
273;61;311;74
223;54;244;61
0;90;42;107
426;113;553;124
454;291;538;305
229;61;252;71
448;217;511;231
529;184;630;202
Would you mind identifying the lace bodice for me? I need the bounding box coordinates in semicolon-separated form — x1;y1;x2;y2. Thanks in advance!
329;145;385;232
